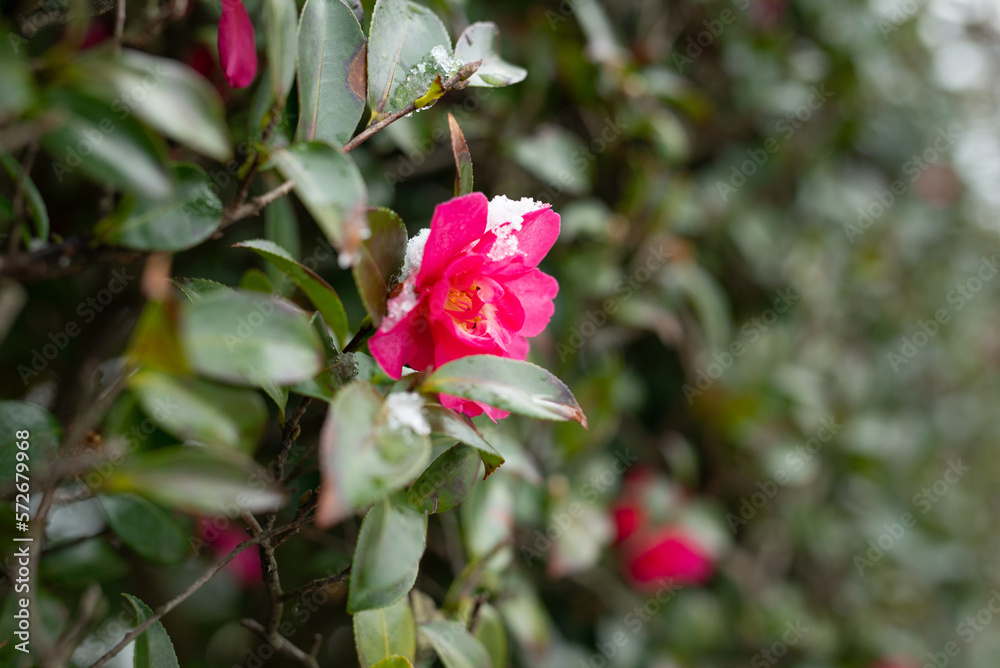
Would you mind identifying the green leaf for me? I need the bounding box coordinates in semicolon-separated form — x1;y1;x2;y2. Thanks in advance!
265;0;299;105
460;475;513;564
129;369;268;452
472;603;507;668
94;163;223;251
353;208;407;326
296;0;367;145
103;445;285;515
77;50;232;162
423;356;588;427
179;289;324;387
366;0;451;118
407;444;480;514
425;406;504;477
234;238;350;346
42;537;129;585
99;493;189;565
273;142;368;264
0;151;48;242
0;34;34;120
447;114;473;197
420;620;491;668
173;278;231;303
0;402;61;487
353;596;416;667
371;658;415;668
317;383;431;526
264;190;301;295
240;267;276;293
453;22;526;87
127;300;190;374
123;593;180;668
42;90;171;198
348;495;427;612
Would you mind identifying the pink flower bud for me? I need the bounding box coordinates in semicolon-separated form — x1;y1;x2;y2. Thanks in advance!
218;0;257;88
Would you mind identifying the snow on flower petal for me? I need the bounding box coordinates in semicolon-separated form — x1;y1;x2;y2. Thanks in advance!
368;192;561;418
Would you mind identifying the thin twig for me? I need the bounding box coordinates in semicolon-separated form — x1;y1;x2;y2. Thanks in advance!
48;584;102;668
29;487;57;659
87;513;314;668
112;0;126;53
343;321;374;354
241;619;320;668
343;62;481;153
278;567;351;603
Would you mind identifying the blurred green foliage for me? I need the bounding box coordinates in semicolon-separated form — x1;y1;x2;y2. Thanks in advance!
1;0;998;666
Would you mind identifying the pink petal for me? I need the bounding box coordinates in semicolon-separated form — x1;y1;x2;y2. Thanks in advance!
416;193;488;286
218;0;258;88
505;268;558;338
512;206;560;267
624;528;714;585
368;299;432;379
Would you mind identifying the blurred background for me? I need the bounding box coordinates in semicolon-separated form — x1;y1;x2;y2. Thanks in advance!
4;0;1000;666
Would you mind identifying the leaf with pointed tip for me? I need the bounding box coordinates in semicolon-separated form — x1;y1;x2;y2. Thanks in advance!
447;114;473;197
366;0;451;118
234;238;349;346
173;278;231;303
354;596;416;667
273;142;368;265
420;620;491;668
407;444;480;514
423;356;587;427
353;208;407;326
348;495;427;612
296;0;367;145
124;594;180;668
453;22;526;88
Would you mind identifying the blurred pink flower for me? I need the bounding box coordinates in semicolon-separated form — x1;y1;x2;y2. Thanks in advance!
622;526;715;586
201;519;261;587
218;0;257;88
369;192;560;419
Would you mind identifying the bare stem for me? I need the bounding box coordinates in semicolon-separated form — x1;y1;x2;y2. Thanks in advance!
241;619;320;668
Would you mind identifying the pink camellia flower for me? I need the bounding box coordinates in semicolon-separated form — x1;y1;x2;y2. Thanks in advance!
621;526;715;586
201;518;261;587
369;192;560;419
218;0;257;88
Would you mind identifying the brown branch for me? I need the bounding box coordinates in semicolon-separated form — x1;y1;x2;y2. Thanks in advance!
278;567;351;603
87;509;316;668
48;584;102;668
241;619;320;668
